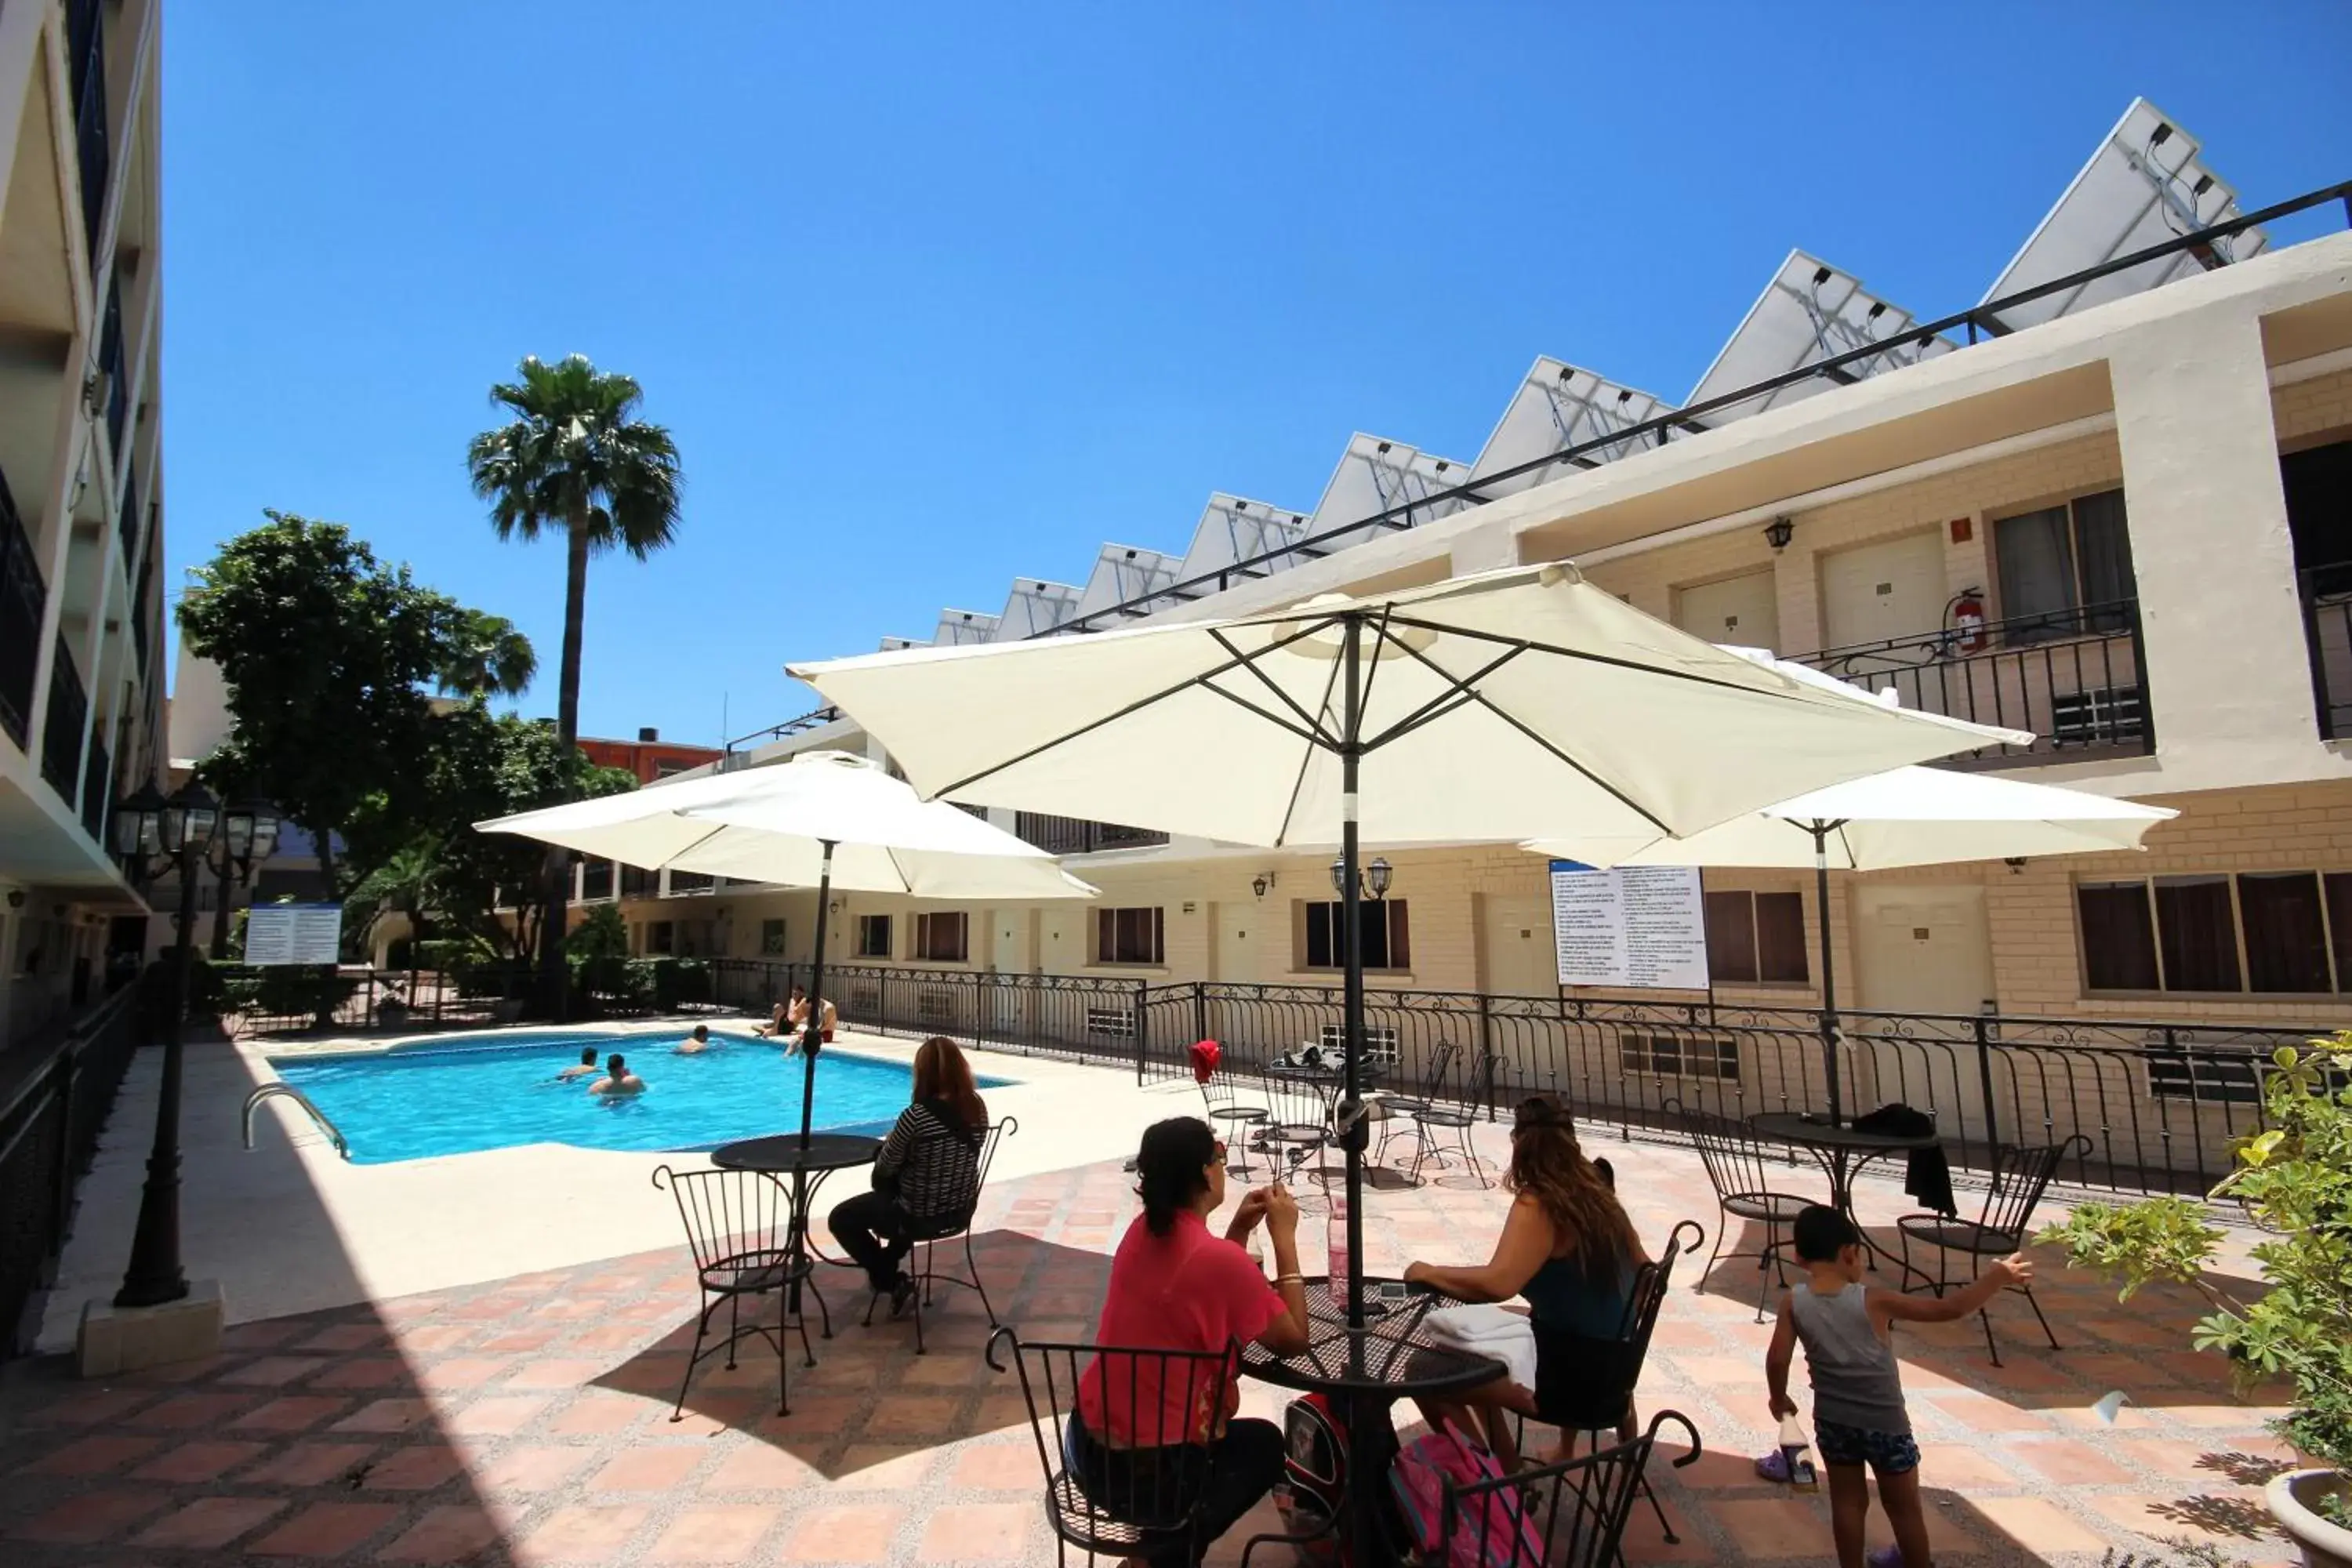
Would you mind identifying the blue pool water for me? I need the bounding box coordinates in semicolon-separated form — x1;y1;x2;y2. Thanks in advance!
268;1029;1008;1165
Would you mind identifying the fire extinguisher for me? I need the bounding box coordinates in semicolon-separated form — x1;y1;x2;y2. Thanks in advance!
1947;588;1987;654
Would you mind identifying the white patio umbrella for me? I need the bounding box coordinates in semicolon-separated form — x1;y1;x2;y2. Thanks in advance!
791;561;2030;1332
480;750;1097;1145
1526;763;2176;1121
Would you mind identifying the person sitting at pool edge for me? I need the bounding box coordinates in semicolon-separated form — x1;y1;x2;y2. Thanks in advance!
781;987;837;1056
752;996;790;1038
555;1047;599;1080
676;1024;712;1054
589;1053;644;1096
1066;1117;1312;1568
1401;1094;1645;1473
828;1036;989;1316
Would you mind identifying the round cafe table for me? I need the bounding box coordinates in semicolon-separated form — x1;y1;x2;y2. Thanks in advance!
1240;1275;1503;1568
710;1133;883;1343
1747;1112;1938;1261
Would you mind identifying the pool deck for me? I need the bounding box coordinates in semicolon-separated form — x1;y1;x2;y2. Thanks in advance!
36;1023;1197;1353
5;1080;2303;1568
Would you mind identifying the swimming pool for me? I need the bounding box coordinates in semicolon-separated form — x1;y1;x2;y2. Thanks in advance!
267;1029;1009;1165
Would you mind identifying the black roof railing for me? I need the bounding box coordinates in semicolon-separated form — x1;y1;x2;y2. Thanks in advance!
742;176;2352;742
1038;176;2352;637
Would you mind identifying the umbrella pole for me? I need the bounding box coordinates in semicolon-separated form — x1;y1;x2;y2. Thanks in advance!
1813;822;1841;1126
1338;618;1367;1334
800;840;837;1148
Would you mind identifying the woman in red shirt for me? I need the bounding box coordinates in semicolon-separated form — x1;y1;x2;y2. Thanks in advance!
1069;1117;1312;1568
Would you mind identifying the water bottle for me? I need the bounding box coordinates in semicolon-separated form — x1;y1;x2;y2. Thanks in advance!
1325;1190;1349;1312
1777;1414;1818;1492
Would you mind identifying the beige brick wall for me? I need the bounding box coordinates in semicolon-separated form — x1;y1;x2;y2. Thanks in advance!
1581;429;2129;651
2274;365;2352;446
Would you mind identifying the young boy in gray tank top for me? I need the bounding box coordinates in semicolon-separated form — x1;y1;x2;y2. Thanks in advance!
1764;1206;2031;1568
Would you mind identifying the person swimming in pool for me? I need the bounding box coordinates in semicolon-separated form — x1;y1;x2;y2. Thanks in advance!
675;1025;713;1055
588;1053;644;1097
555;1047;600;1081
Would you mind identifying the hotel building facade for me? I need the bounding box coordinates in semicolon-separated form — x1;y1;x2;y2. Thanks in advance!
0;0;166;1050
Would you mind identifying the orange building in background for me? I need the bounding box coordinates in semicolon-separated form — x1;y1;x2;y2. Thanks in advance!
578;728;724;785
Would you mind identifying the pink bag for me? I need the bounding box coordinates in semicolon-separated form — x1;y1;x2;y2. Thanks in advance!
1388;1423;1541;1568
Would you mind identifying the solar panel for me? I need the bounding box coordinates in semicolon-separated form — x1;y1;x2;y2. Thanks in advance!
1469;357;1677;497
933;609;1000;645
1685;250;1952;425
1978;98;2264;335
1171;492;1312;597
985;579;1083;641
1301;434;1477;557
878;634;928;652
1074;543;1182;620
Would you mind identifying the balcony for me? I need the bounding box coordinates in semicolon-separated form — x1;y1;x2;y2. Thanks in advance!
99;282;126;456
666;869;715;895
80;731;108;843
1013;812;1171;855
41;637;86;804
67;0;107;263
116;461;136;571
580;860;614;902
1791;601;2151;767
619;863;655;898
0;470;42;749
2304;567;2352;740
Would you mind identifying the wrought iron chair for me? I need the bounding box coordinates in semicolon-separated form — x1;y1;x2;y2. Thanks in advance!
1408;1050;1498;1186
1200;1075;1268;1171
1668;1098;1824;1322
1511;1220;1704;1549
1448;1411;1702;1568
1375;1040;1461;1165
653;1163;815;1417
989;1327;1247;1568
859;1116;1017;1355
1256;1069;1335;1192
1896;1134;2089;1365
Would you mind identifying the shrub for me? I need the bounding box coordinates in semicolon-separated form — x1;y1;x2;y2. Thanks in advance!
652;958;711;1011
2041;1031;2352;1489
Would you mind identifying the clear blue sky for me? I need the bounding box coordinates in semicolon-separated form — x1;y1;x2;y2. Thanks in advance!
162;2;2352;748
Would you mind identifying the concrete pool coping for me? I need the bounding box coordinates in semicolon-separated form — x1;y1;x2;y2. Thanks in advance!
37;1021;1203;1353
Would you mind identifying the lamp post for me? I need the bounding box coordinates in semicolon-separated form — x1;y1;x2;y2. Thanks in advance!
109;781;273;1309
205;803;276;960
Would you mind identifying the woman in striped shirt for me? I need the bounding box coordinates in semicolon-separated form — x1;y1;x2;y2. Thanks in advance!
829;1036;989;1315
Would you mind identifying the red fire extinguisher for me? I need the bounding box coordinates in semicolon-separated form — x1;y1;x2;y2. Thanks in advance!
1948;588;1987;655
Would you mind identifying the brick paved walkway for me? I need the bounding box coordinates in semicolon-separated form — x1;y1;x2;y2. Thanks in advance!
0;1123;2300;1566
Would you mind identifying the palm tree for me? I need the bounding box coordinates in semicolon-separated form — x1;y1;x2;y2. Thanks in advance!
467;354;681;1015
436;609;539;700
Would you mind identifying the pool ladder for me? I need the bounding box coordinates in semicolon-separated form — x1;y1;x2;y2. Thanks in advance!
243;1083;352;1162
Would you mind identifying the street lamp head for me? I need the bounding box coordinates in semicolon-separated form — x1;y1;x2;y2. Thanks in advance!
1367;857;1394;899
1250;873;1269;900
1329;855;1347;897
222;806;256;863
158;779;220;858
250;808;281;862
113;781;167;858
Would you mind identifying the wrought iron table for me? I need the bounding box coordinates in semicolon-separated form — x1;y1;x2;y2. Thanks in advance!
1240;1275;1504;1568
710;1133;882;1340
1747;1112;1940;1261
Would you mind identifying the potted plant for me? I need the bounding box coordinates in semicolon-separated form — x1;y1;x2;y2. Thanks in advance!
2039;1032;2352;1567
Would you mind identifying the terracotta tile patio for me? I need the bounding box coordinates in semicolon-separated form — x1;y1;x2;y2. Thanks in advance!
0;1122;2301;1566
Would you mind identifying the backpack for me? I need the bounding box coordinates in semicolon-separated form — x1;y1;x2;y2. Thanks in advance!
1388;1423;1541;1568
1276;1394;1348;1563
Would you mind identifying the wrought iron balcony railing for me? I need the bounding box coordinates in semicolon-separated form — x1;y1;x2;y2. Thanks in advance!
0;468;42;750
1790;600;2151;766
41;637;87;804
1013;812;1171;855
2303;567;2352;742
70;10;107;263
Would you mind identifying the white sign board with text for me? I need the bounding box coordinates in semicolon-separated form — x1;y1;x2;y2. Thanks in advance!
243;903;343;967
1548;860;1710;990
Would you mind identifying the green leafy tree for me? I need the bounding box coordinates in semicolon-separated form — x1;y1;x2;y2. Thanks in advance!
420;702;636;968
466;354;682;1014
179;513;473;901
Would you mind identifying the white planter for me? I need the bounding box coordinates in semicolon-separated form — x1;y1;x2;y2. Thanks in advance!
2267;1470;2352;1568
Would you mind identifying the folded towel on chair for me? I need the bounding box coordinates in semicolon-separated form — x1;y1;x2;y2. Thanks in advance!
1423;1305;1537;1391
